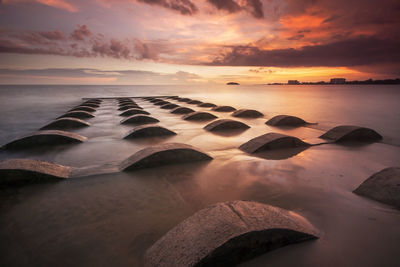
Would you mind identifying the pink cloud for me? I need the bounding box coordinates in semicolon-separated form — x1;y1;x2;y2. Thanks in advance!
2;0;79;12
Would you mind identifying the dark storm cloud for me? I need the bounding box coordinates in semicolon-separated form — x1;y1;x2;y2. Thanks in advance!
207;0;241;13
137;0;198;15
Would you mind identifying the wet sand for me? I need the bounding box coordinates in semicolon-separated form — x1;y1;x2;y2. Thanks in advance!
0;85;399;266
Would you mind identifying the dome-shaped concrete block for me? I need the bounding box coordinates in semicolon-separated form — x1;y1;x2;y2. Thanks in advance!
78;103;99;108
120;143;212;171
188;100;202;105
178;98;191;102
353;167;400;209
170;96;180;100
145;200;318;267
170;107;195;114
119;103;140;109
69;106;97;113
232;109;264;118
0;159;71;185
119;101;137;106
239;133;310;153
266;115;306;127
118;105;141;111
320;125;382;143
119;108;150;117
150;98;163;103
183;112;218;121
83;99;102;105
161;103;179;109
3;130;87;149
212;105;237;112
123;125;177;139
154;101;169;106
204;119;250;131
198;102;217;108
120;115;160;125
40;117;90;130
58;111;95;119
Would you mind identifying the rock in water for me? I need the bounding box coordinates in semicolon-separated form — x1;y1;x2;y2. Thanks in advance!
145;200;318;267
353;167;400;209
198;103;217;108
182;112;218;121
266;115;306;127
170;107;195;114
0;159;71;186
119;108;150;116
232;109;264;118
40;117;90;130
239;133;310;153
320;125;382;143
59;111;95;119
120;115;160;125
204;119;250;131
119;143;212;171
123;125;176;139
212;106;236;112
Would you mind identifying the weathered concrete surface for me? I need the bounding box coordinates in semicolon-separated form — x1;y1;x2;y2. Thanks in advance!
320;125;382;143
118;105;141;111
40;117;90;130
119;108;150;116
120;143;212;171
266;115;306;127
83;100;101;105
123;125;177;139
178;98;191;102
232;109;264;118
212;105;237;112
170;96;180;100
154;101;169;106
161;103;179;109
198;102;217;107
80;103;99;108
0;159;71;186
145;200;318;267
188;100;202;104
69;106;97;113
183;112;218;121
353;167;400;209
58;111;95;119
239;133;310;153
120;115;160;125
170;107;195;114
204;119;250;131
150;99;163;103
3;130;87;149
119;102;137;107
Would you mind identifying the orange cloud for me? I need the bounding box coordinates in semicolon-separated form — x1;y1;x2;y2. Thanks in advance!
3;0;79;12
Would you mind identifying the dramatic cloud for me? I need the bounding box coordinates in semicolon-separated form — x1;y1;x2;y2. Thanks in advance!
2;0;79;12
207;0;241;13
137;0;198;15
71;25;91;41
207;0;264;18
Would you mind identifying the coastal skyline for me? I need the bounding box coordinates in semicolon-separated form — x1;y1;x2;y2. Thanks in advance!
1;0;399;84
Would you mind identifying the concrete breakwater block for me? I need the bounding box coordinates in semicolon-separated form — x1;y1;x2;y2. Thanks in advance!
178;98;191;102
0;159;71;186
320;125;382;143
83;100;101;105
353;167;400;209
266;115;307;127
120;115;160;125
239;133;310;153
119;102;137;106
59;111;95;119
161;103;179;109
150;99;163;103
123;125;176;139
188;100;202;104
170;107;195;114
154;101;169;106
118;105;141;111
145;200;318;267
169;96;180;100
40;117;90;130
212;105;237;112
120;108;150;116
69;106;97;113
198;102;217;107
3;130;87;149
80;103;99;108
119;143;212;171
204;119;250;131
232;109;264;118
182;111;218;121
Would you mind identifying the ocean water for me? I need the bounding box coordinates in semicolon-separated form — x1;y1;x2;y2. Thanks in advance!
0;84;399;266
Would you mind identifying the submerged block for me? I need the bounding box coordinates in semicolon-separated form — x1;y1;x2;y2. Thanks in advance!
204;119;250;131
118;105;140;111
170;107;195;114
0;159;71;186
69;106;96;113
198;102;217;107
150;99;163;103
123;125;176;139
188;100;202;104
239;132;310;153
182;111;218;121
119;108;150;116
3;130;87;149
320;125;382;143
266;115;306;127
154;101;169;106
178;98;191;102
161;103;179;109
145;200;318;267
120;143;212;171
212;105;237;112
80;103;99;108
40;117;90;130
120;115;160;125
58;111;95;119
232;109;264;118
353;167;400;209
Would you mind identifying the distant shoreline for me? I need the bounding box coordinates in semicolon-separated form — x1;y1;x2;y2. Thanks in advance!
268;78;400;85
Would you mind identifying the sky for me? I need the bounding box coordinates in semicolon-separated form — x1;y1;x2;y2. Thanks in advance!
0;0;399;84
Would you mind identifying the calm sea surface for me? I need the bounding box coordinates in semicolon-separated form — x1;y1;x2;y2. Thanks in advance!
0;84;399;267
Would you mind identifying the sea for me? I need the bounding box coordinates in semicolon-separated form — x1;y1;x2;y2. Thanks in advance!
0;84;399;266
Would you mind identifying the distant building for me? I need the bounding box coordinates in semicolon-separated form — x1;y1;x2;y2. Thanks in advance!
330;78;346;84
288;80;300;85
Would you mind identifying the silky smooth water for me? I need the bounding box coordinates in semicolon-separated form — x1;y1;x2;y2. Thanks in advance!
0;84;399;267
